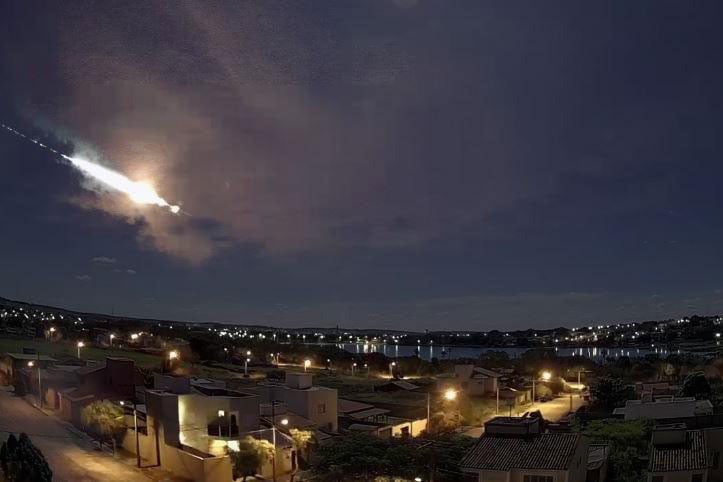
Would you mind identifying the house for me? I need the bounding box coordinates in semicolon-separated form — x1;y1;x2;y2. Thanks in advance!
437;365;503;397
647;424;708;482
375;380;420;392
338;398;428;439
249;373;338;432
59;357;143;427
461;415;589;482
613;397;713;421
1;352;56;383
635;382;680;400
587;444;609;482
123;374;297;482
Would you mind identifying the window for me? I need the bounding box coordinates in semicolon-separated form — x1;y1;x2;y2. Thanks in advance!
523;476;553;482
692;474;703;482
318;403;326;415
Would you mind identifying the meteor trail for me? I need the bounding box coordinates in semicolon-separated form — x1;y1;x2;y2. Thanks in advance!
1;123;181;214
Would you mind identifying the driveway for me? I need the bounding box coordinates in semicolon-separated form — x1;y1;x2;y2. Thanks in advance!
0;388;152;482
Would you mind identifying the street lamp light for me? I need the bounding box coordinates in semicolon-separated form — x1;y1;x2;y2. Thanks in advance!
304;359;311;372
541;371;552;382
389;361;396;378
168;350;179;360
245;358;251;376
27;361;34;367
444;388;458;401
77;341;85;359
280;418;289;426
110;334;115;346
352;362;357;376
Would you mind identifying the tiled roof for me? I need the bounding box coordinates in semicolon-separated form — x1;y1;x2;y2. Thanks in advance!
649;431;708;472
461;433;582;471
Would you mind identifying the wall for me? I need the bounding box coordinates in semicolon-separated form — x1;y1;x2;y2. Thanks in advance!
647;471;707;482
123;411;233;482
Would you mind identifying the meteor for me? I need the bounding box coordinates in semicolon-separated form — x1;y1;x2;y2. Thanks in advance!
1;123;181;214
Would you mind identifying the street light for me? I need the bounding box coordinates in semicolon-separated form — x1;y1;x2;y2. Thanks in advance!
352;362;357;376
245;358;251;376
280;418;289;426
77;341;85;359
121;401;141;467
27;361;34;367
532;371;553;404
304;359;311;372
168;350;179;361
389;361;396;378
444;388;458;401
109;334;115;346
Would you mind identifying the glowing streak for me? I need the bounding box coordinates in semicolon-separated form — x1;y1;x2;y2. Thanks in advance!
61;154;180;213
1;123;180;214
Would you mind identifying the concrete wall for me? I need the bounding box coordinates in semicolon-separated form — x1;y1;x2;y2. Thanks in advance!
283;387;338;431
647;471;707;482
122;427;232;482
391;418;427;437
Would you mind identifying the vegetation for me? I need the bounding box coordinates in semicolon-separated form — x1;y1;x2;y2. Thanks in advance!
680;372;711;399
230;436;275;481
81;400;127;452
0;433;52;482
589;376;632;410
311;433;474;482
289;429;314;461
583;419;653;482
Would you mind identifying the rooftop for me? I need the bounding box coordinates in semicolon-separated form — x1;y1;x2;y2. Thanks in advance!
649;430;707;472
339;398;375;415
5;353;56;362
461;432;582;471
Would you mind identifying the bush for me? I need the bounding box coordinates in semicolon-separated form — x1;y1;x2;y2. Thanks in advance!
0;433;52;482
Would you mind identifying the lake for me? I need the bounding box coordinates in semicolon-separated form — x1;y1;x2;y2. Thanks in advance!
334;343;681;361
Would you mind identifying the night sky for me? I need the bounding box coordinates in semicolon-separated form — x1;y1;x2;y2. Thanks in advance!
2;1;723;330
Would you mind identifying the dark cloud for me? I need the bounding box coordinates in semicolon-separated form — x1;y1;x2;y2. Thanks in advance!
2;1;723;329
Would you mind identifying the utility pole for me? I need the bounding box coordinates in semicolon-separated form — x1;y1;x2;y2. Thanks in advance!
271;400;277;482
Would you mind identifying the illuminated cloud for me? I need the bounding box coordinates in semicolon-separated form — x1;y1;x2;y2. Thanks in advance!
91;256;116;264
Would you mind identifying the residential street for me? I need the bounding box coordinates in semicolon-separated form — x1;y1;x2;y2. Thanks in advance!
0;388;151;482
462;393;586;438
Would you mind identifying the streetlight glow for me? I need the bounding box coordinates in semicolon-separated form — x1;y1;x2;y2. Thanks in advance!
281;418;289;426
169;350;179;360
444;388;458;401
27;361;34;367
541;371;552;381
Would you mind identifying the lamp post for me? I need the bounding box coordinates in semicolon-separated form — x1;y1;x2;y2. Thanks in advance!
364;363;369;378
389;361;396;378
121;401;141;468
217;410;225;438
109;334;115;347
304;359;311;372
352;362;357;376
77;341;84;359
532;370;552;404
28;359;42;409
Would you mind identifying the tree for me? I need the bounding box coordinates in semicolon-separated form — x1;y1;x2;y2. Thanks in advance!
289;428;314;460
589;376;631;409
81;400;126;453
230;436;275;482
681;372;711;400
583;419;652;482
0;433;52;482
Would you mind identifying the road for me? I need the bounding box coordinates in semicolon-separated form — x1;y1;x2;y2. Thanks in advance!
0;388;151;482
462;393;586;438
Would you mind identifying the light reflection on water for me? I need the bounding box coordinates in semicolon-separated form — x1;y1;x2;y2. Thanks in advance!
330;343;682;361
